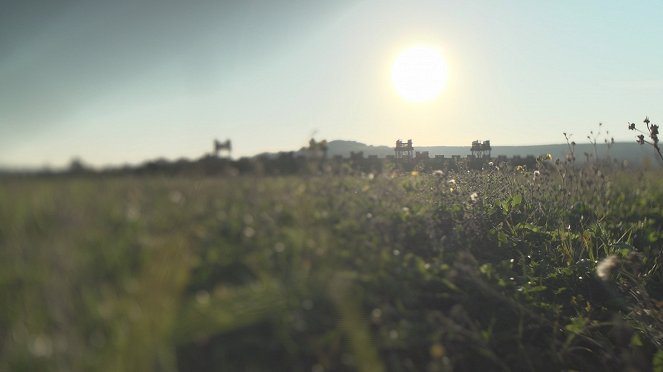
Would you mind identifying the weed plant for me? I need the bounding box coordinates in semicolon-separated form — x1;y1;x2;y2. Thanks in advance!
1;158;663;371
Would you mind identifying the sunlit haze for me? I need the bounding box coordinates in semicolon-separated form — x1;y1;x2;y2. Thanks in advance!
2;1;663;167
391;45;448;102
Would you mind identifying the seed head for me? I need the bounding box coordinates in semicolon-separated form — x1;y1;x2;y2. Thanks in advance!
596;255;619;281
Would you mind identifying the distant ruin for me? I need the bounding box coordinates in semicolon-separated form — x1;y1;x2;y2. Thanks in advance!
471;140;492;158
208;137;539;174
394;139;414;161
214;139;232;158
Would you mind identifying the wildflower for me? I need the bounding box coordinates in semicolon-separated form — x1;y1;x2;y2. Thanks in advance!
628;122;636;130
430;343;446;359
196;290;210;305
433;170;444;176
488;161;494;166
126;206;140;221
371;308;382;322
243;226;256;238
447;179;456;185
533;170;541;178
169;190;184;204
470;192;478;202
644;116;650;125
637;134;645;145
651;124;659;136
274;242;285;253
29;335;53;357
411;171;419;176
516;165;524;171
596;255;619;281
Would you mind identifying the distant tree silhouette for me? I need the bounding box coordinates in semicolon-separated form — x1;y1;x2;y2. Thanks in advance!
68;157;91;174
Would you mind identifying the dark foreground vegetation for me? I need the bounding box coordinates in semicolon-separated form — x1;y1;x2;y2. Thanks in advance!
2;159;663;371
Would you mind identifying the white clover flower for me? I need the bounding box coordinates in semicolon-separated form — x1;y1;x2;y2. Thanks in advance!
470;192;478;202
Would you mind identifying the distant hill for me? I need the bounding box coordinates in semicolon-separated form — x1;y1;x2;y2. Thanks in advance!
325;140;393;157
323;140;658;165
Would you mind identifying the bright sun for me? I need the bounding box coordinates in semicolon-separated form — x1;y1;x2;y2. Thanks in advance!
391;45;448;103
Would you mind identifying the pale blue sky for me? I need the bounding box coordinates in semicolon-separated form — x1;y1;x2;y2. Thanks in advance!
2;0;663;167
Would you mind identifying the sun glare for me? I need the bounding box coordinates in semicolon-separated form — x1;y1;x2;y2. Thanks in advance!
391;45;448;103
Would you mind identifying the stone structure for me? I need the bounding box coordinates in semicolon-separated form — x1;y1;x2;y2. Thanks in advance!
214;139;232;157
395;139;414;161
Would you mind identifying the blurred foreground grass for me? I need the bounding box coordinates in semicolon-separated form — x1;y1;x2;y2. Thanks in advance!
2;166;663;371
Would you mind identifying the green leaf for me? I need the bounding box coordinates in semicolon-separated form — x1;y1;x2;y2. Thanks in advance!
511;194;523;207
524;285;547;294
564;317;587;334
480;263;493;277
630;333;643;347
654;350;663;372
496;230;508;246
500;200;511;214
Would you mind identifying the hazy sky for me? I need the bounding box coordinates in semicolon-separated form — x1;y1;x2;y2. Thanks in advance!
2;0;663;167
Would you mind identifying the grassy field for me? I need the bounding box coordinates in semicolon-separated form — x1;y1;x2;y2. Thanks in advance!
2;161;663;371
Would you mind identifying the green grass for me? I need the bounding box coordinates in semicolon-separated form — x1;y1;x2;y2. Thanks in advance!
1;164;663;371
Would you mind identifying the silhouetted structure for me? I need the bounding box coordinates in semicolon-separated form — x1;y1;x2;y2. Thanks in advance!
307;139;328;159
415;151;430;159
471;140;492;158
214;139;232;158
395;139;414;161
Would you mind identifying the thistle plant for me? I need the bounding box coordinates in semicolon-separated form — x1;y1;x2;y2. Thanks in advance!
587;122;615;161
562;132;576;162
628;116;663;162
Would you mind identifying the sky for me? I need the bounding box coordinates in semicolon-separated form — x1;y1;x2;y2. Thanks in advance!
2;0;663;168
